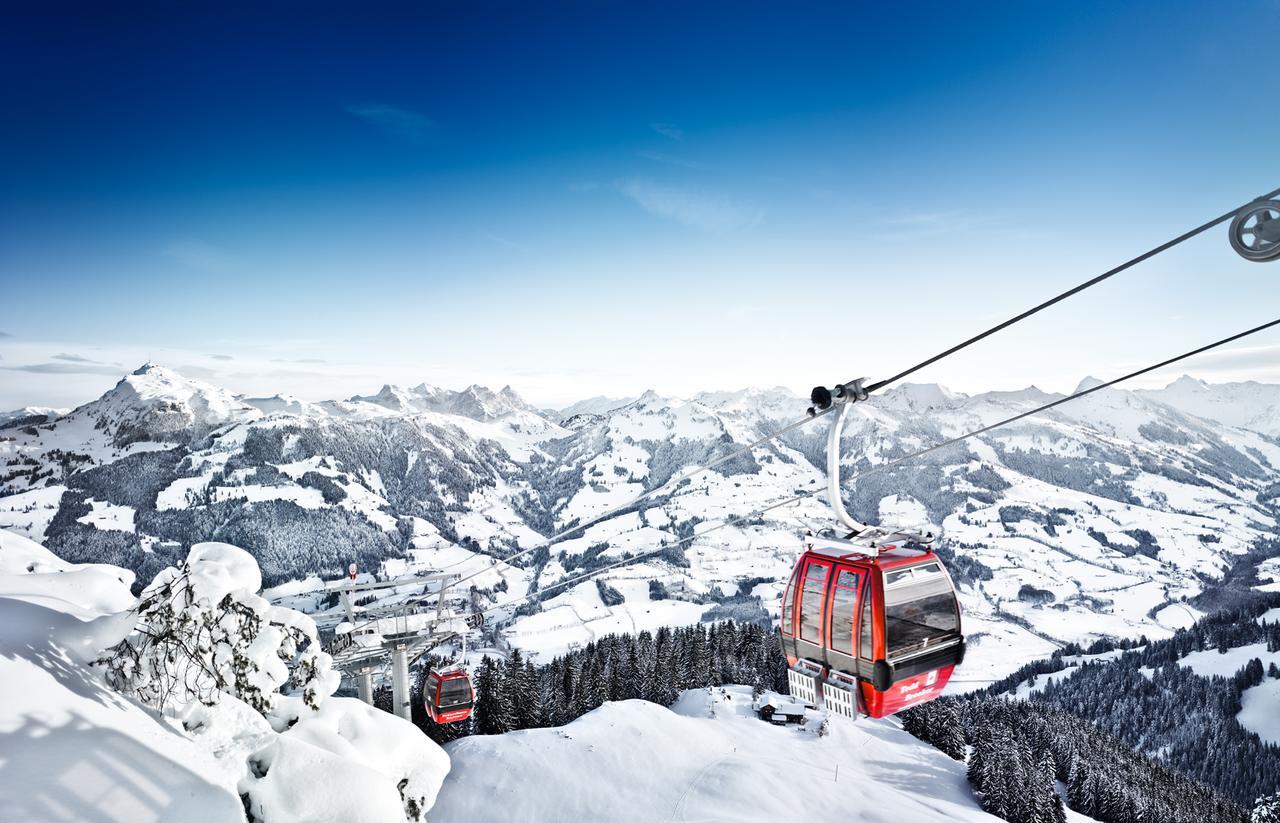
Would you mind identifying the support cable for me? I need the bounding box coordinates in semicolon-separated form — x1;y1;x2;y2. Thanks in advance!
857;186;1280;394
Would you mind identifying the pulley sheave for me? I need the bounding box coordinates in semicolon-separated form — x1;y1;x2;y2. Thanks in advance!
1230;200;1280;262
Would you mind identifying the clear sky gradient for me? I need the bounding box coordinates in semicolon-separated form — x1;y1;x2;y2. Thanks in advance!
2;2;1279;409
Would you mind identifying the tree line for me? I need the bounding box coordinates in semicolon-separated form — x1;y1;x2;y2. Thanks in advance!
903;697;1247;823
407;620;789;744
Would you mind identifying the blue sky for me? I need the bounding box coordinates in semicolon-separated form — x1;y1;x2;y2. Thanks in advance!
2;2;1278;408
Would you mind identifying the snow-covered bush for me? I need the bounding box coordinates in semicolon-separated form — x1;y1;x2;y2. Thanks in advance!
99;542;338;715
242;694;451;823
1255;793;1280;823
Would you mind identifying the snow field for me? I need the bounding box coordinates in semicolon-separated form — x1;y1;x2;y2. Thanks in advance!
1238;678;1280;746
1178;641;1280;679
1258;560;1280;594
0;485;67;542
432;685;1004;823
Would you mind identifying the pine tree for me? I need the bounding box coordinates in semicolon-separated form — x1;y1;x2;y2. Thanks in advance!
1008;732;1035;823
938;701;968;761
1035;745;1066;823
506;648;540;730
522;659;544;728
473;656;512;735
618;643;641;702
653;627;678;705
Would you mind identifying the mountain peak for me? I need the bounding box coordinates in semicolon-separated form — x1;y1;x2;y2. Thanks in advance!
1074;376;1106;393
1167;374;1210;392
881;382;962;411
73;363;260;447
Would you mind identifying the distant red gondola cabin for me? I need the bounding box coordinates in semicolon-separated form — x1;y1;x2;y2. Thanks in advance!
424;669;474;724
779;538;964;718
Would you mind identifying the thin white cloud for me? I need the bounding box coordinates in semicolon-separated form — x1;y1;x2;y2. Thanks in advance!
52;353;102;364
881;212;956;226
870;211;1004;242
637;150;702;170
483;233;529;253
176;364;222;379
1177;343;1280;379
650;122;684;141
617;179;762;233
162;239;241;273
2;362;126;377
347;103;434;144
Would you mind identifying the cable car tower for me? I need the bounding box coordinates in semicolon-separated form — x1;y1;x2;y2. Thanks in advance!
322;563;480;721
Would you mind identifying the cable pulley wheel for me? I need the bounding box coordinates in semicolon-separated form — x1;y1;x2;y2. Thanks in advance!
1229;200;1280;262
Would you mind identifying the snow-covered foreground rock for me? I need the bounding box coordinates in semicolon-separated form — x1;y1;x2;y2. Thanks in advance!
0;530;450;823
433;685;1087;823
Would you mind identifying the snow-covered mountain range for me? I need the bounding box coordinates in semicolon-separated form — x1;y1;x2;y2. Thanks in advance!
2;363;1278;686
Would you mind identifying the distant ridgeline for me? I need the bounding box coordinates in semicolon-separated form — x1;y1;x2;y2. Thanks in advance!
903;593;1280;823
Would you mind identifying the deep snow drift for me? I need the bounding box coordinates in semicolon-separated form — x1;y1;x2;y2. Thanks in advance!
0;529;450;823
433;685;1088;823
0;529;244;822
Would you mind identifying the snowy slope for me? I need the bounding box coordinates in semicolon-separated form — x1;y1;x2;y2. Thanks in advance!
1139;375;1280;437
0;529;246;822
1239;678;1280;745
0;407;67;427
556;395;636;420
0;529;452;823
433;685;1095;823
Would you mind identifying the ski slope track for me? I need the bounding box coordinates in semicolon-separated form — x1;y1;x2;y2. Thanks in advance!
2;364;1279;687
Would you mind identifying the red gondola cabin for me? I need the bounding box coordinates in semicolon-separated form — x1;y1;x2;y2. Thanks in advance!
779;537;964;718
424;669;475;724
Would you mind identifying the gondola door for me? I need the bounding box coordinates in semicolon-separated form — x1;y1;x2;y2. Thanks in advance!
822;566;865;676
794;557;834;664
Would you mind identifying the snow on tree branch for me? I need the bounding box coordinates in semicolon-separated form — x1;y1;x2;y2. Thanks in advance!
98;542;339;714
